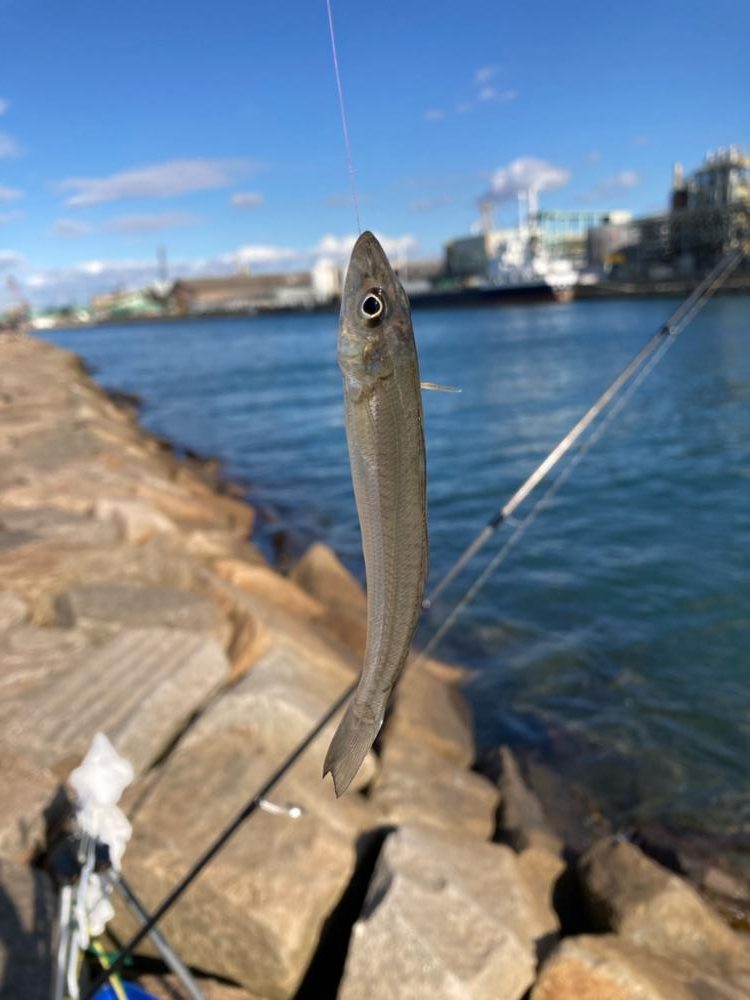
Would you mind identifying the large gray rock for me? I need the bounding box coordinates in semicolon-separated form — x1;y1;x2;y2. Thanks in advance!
579;837;750;978
290;542;368;657
3;627;229;777
532;933;750;1000
338;824;557;1000
0;625;91;711
0;506;120;548
117;725;372;1000
94;497;178;543
0;859;55;999
370;741;499;840
53;583;230;646
491;746;563;854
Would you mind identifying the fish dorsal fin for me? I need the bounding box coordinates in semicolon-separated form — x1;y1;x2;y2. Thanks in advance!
420;382;462;393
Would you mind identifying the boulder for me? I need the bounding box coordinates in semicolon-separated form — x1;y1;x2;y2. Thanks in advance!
213;559;325;621
290;543;367;656
338;825;557;1000
380;661;476;768
116;725;372;1000
579;837;750;977
0;590;28;630
532;933;750;1000
491;746;563;854
0;506;120;548
0;859;55;1000
3;627;229;778
370;741;498;840
139;973;265;1000
94;497;178;544
0;625;91;711
53;583;230;646
0;749;58;862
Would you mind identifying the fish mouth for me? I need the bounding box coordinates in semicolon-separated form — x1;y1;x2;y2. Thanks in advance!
345;231;394;301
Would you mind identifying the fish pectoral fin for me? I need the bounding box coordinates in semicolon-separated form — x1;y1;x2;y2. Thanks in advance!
323;703;382;797
420;381;462;393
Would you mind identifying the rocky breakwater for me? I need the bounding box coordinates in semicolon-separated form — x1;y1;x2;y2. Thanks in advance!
0;334;748;1000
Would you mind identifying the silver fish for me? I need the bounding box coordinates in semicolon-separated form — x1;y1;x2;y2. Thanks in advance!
323;231;428;796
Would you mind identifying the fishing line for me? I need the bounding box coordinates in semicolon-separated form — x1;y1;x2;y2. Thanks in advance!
84;249;744;999
325;0;362;234
422;247;745;611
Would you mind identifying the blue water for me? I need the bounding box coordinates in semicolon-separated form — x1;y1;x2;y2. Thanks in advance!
44;297;750;841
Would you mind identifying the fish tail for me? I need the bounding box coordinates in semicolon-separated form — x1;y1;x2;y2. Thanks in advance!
323;702;381;797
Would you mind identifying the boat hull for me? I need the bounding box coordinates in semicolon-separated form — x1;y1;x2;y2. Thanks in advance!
408;282;574;309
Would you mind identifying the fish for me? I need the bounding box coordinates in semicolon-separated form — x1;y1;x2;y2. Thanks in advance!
323;230;428;796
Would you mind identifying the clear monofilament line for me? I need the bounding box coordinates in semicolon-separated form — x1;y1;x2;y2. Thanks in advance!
325;0;361;234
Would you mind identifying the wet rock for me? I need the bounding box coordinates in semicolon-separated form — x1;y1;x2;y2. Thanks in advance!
0;590;28;630
0;859;55;999
532;933;750;1000
4;627;229;778
370;741;498;840
489;746;563;853
290;542;367;656
117;724;371;1000
94;497;178;543
579;836;750;976
339;825;557;1000
53;583;230;646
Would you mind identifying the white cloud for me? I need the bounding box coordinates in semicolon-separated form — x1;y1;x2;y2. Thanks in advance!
474;66;498;85
0;185;23;202
585;170;640;202
0;98;9;116
313;232;417;261
0;250;23;271
59;158;253;207
0;211;23;225
0;131;22;159
423;109;445;122
486;157;571;202
477;86;518;104
222;244;300;268
230;191;263;208
104;211;200;234
53;219;94;238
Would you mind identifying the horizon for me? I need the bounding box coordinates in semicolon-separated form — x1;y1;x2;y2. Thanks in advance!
0;0;748;309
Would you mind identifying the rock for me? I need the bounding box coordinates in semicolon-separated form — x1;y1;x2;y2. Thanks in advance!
290;543;367;656
370;741;499;840
184;529;265;563
17;426;104;471
0;590;28;630
214;559;325;621
138;973;266;1000
0;625;91;710
181;597;376;792
579;837;750;977
532;934;750;1000
53;583;230;646
0;859;55;999
380;661;476;768
338;825;557;1000
516;844;567;947
0;749;57;862
136;477;253;534
491;746;563;854
94;497;178;543
116;725;371;1000
3;628;229;778
0;505;120;547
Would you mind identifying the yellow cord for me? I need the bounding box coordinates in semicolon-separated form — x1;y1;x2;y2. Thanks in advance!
90;939;128;1000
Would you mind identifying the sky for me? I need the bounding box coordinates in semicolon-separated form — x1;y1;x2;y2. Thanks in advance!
0;0;748;308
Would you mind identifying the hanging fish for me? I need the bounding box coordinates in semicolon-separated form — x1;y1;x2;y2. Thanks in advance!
324;231;428;796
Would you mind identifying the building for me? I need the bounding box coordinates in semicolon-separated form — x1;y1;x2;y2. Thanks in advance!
168;272;316;315
618;147;750;280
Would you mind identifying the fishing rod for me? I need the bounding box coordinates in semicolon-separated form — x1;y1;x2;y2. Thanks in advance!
83;244;744;1000
422;246;746;610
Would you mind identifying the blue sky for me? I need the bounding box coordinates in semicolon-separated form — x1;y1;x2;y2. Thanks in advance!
0;0;748;307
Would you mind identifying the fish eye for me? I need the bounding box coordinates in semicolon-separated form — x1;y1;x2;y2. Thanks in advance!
360;290;384;322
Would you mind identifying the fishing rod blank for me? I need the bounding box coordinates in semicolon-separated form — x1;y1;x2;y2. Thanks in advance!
84;246;744;999
422;247;745;610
